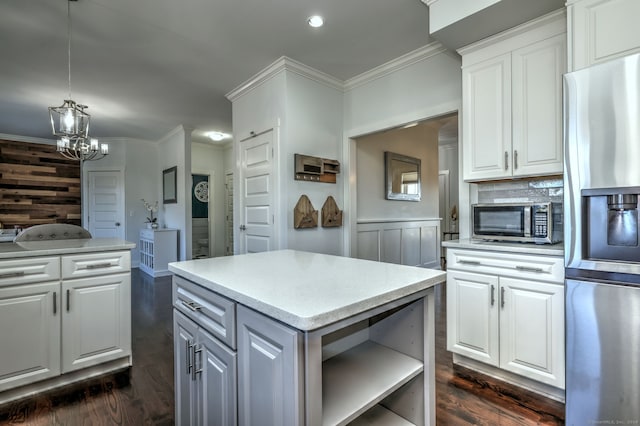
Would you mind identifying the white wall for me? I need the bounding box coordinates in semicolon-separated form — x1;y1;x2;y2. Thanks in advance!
344;47;462;136
355;124;439;220
284;72;344;255
192;141;227;257
343;45;462;256
83;137;158;266
158;125;191;260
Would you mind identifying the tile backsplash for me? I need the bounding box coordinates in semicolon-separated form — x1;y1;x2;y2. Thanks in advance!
476;177;563;204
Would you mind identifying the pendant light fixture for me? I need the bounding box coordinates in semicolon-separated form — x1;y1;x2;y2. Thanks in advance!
49;0;108;162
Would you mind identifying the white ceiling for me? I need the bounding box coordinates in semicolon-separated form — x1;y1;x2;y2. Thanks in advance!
0;0;564;145
0;0;435;144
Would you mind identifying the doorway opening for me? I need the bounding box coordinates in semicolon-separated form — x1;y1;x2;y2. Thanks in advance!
191;174;210;259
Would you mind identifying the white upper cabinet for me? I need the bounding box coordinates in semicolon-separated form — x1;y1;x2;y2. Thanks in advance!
568;0;640;71
460;10;566;181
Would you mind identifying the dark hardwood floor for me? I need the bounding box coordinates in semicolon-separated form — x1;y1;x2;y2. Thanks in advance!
0;268;565;425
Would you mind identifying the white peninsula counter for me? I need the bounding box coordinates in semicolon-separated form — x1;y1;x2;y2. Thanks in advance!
0;238;135;405
169;249;446;426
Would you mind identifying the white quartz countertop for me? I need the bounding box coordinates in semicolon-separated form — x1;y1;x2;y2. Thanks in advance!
169;249;446;331
0;238;135;259
442;238;564;256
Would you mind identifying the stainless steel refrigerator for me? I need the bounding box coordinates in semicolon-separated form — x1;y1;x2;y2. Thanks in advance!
564;52;640;425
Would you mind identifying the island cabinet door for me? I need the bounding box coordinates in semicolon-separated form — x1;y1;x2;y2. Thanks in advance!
237;305;303;426
61;273;132;373
197;328;237;426
0;281;61;392
174;311;198;426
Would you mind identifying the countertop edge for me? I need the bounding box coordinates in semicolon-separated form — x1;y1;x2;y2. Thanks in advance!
442;239;564;256
0;239;136;259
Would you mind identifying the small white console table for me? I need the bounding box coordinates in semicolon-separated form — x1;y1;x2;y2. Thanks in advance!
139;228;178;277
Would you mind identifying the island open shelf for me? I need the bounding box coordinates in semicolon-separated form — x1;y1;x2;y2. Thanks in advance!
322;341;423;425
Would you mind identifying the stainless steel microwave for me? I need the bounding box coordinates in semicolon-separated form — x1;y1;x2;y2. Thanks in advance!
472;202;563;244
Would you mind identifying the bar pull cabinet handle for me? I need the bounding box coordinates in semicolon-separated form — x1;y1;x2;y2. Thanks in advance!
515;265;544;273
514;150;518;170
66;289;70;312
181;300;202;312
501;286;505;309
490;285;495;306
53;292;57;315
193;345;203;380
504;151;509;171
186;339;193;376
86;262;112;270
459;260;480;266
0;271;25;279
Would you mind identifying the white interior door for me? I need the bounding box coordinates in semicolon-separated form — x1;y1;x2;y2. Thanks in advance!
86;170;124;239
238;130;275;254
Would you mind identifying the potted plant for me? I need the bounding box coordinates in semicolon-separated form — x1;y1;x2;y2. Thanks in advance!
142;199;159;229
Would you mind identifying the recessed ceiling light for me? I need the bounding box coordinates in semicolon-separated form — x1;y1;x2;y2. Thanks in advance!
308;15;324;28
207;131;230;142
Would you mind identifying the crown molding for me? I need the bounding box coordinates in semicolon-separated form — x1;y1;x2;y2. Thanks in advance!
157;124;194;145
226;56;344;102
344;42;448;91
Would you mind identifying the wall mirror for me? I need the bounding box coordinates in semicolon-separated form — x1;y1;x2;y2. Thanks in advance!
163;166;177;204
385;151;421;201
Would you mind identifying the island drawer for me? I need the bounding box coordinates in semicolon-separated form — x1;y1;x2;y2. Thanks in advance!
0;256;60;287
61;251;131;279
173;275;236;349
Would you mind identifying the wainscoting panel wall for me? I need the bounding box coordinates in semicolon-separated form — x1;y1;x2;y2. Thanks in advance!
356;219;441;269
0;139;80;229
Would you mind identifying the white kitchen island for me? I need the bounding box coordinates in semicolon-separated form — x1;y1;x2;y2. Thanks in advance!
0;238;135;405
169;249;446;426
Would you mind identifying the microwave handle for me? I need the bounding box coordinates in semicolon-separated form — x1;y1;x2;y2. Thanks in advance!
524;207;531;237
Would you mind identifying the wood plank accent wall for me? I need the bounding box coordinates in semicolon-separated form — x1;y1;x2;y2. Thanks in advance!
0;139;81;229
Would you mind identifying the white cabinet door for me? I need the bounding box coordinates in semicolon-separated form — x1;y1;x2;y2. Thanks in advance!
569;0;640;71
61;273;131;373
0;281;60;392
174;310;198;426
197;328;237;426
446;270;499;367
499;277;565;388
237;305;302;426
462;53;512;181
511;34;565;177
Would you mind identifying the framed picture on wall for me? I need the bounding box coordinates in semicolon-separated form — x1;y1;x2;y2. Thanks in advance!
163;166;177;204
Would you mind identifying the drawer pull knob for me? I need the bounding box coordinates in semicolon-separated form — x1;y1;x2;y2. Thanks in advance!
181;300;202;312
0;271;26;279
86;262;112;270
515;265;543;273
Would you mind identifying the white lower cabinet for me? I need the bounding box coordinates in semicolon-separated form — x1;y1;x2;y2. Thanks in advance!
446;248;564;389
0;281;61;392
0;250;133;401
61;272;131;373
